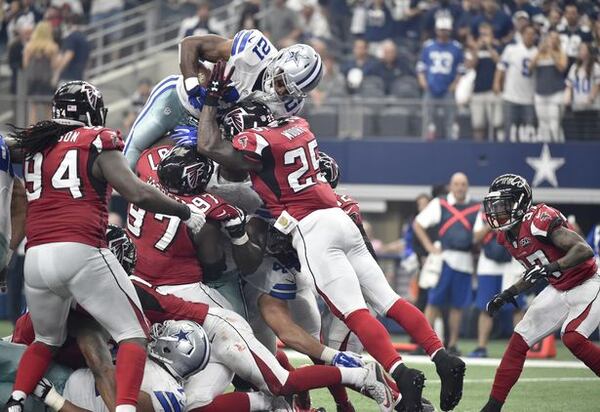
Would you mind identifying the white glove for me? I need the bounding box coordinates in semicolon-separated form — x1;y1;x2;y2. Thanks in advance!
34;378;65;411
183;204;207;234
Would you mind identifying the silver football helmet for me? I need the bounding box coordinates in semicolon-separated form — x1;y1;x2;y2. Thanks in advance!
148;320;211;380
262;44;323;100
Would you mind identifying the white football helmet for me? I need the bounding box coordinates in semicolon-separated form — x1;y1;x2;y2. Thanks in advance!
262;44;323;100
149;320;211;380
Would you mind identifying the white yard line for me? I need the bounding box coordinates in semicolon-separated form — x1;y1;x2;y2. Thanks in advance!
424;377;597;384
284;350;588;369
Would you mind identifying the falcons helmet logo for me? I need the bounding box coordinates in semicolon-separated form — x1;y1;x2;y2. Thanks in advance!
108;235;127;263
182;162;207;190
81;83;102;110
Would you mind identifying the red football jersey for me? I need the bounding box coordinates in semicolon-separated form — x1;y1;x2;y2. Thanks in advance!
24;126;123;249
231;117;337;220
336;193;363;226
128;145;243;286
498;204;598;291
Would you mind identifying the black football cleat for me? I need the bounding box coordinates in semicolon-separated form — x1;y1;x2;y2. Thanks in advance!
434;350;466;411
2;396;24;412
391;364;426;412
396;397;435;412
480;396;504;412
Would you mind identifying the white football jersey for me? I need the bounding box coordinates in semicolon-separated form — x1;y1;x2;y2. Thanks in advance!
498;42;538;105
176;29;304;118
63;360;186;412
0;138;13;269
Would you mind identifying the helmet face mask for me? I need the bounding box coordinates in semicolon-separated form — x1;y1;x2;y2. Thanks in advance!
148;320;211;380
484;174;532;231
219;101;275;140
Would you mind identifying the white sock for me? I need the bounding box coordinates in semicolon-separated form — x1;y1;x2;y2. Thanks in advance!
11;391;26;401
339;367;368;387
115;405;136;412
247;392;272;411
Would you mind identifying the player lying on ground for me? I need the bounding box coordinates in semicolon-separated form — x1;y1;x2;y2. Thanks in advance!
2;81;206;412
479;174;600;412
195;60;465;412
124;28;322;169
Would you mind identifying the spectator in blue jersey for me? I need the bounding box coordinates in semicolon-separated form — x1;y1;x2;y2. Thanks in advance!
471;0;513;44
558;3;593;70
414;172;478;356
417;16;464;139
421;0;463;40
466;22;502;140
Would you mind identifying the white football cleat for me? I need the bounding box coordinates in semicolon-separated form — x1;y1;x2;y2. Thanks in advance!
360;362;396;412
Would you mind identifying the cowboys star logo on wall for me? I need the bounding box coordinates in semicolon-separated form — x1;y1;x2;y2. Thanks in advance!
81;83;102;110
182;162;206;189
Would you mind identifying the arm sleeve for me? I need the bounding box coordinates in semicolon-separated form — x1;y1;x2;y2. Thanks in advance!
415;197;442;228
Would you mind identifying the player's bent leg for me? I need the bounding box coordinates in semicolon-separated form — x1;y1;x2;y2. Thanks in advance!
185;362;235;411
156;281;234;312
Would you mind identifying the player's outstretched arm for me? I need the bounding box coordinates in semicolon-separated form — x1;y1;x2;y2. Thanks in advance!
93;150;191;221
549;226;595;271
179;34;232;85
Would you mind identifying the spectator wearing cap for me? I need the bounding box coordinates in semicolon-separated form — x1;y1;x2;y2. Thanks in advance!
422;0;463;40
564;42;600;140
342;38;381;92
512;10;530;44
373;39;411;94
508;0;543;20
261;0;302;48
55;14;90;84
413;172;479;356
530;30;568;142
178;1;222;39
466;22;502;140
493;24;537;142
417;17;464;139
471;0;513;44
559;4;593;70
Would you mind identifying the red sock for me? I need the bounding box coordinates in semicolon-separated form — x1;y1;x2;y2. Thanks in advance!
13;342;53;395
562;331;600;376
115;342;146;407
280;365;342;395
275;350;295;372
191;392;250;412
344;309;402;372
387;299;444;356
491;333;529;402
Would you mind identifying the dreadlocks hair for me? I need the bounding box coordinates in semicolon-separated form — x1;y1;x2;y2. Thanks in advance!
9;120;82;159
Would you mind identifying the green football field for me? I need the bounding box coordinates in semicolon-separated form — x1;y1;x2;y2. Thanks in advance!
2;321;599;411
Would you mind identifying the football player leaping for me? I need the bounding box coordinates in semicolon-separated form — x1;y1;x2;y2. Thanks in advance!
196;61;463;412
480;174;600;411
123;28;322;169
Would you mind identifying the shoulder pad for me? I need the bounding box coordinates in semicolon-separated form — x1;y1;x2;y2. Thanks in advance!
229;29;277;67
530;204;565;237
90;128;124;153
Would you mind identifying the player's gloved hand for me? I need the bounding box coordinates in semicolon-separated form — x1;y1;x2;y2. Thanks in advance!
184;78;207;110
183;204;207;234
205;60;236;106
170;126;198;146
523;262;560;285
332;351;365;368
34;378;66;411
224;209;248;245
486;290;518;317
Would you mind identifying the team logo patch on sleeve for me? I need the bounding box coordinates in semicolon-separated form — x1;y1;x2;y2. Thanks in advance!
237;135;248;149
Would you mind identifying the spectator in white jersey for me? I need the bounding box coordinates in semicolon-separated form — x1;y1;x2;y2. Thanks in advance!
564;42;600;140
529;30;568;142
493;24;537;142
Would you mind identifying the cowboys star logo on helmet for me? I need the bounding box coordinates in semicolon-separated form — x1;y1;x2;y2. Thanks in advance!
182;162;207;190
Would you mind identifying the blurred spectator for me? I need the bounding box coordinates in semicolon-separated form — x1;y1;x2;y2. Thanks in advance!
468;212;522;358
546;6;562;32
456;0;482;43
238;0;261;31
43;6;63;43
410;193;433;313
470;0;513;44
298;0;331;42
417;17;464;139
6;0;43;45
90;0;123;23
261;0;301;48
178;1;222;39
511;10;530;44
23;21;59;124
466;22;502;140
342;38;380;92
493;24;537;142
363;0;395;51
414;172;478;355
55;14;90;83
8;22;33;94
373;39;410;94
422;0;463;40
530;31;567;142
507;0;542;20
51;0;84;17
308;40;346;106
558;3;593;70
123;78;153;133
564;42;600;141
594;17;600;47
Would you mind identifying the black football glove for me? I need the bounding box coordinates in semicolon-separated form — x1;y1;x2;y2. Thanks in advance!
486;290;518;317
205;60;236;107
523;262;560;285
